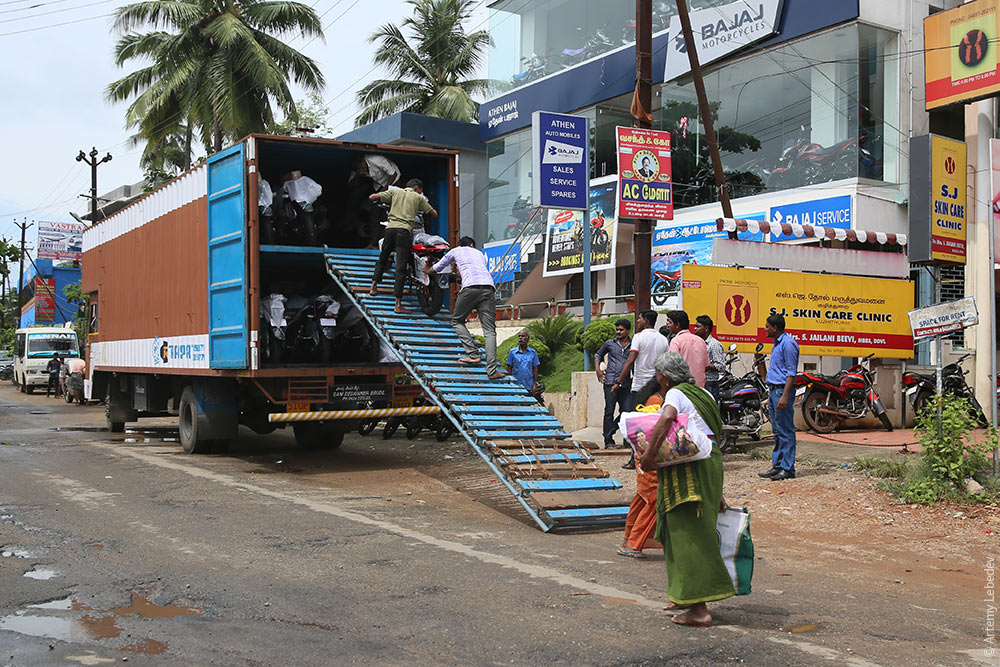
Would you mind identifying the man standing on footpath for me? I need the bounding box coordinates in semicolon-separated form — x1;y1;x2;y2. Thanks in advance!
46;353;61;398
506;329;540;394
614;311;669;469
665;310;708;388
594;318;633;448
369;178;437;314
694;315;726;400
424;236;506;380
760;313;799;481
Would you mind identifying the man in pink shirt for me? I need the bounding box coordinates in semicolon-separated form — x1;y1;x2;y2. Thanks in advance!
665;310;708;388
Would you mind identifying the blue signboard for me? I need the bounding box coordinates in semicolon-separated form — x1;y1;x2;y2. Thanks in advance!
531;111;588;210
483;240;521;284
651;213;765;284
769;195;852;242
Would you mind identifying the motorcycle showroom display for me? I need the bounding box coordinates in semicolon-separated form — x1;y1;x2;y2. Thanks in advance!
902;352;988;426
717;342;769;452
796;353;892;433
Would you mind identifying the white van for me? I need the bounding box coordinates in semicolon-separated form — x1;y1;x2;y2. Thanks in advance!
12;327;80;394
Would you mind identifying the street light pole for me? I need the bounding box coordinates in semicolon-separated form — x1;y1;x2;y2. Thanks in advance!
14;218;32;329
76;147;112;224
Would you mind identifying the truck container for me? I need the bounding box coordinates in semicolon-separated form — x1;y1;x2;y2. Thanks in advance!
82;135;457;453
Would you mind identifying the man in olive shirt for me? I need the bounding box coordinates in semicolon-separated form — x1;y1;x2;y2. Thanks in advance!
369;178;438;313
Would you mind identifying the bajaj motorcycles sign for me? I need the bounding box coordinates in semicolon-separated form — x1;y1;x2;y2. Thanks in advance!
664;0;783;82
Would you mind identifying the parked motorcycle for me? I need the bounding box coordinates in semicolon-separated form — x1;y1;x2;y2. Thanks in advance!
902;353;988;426
797;354;893;433
260;293;288;364
717;343;769;451
511;54;548;86
0;362;12;382
504;196;533;240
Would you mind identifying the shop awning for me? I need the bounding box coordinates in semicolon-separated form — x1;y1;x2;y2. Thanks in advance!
716;218;907;246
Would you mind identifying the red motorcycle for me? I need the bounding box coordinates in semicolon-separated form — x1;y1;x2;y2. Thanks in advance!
407;233;452;316
795;353;892;433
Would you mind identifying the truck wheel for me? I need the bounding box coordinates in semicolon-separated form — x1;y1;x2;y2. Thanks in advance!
293;422;345;450
105;386;125;433
178;385;212;454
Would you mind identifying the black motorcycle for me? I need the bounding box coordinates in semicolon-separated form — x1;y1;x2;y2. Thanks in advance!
717;343;769;452
902;353;988;426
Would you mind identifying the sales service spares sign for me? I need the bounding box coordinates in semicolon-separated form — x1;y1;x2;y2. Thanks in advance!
616;127;673;220
680;264;914;358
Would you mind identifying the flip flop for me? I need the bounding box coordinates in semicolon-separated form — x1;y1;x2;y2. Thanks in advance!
671;613;711;628
616;548;646;559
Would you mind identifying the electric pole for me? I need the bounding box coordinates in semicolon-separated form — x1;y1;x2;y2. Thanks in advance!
77;147;112;224
14;218;32;329
634;0;653;314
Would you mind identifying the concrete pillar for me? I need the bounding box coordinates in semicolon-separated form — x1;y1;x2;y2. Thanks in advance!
966;100;995;406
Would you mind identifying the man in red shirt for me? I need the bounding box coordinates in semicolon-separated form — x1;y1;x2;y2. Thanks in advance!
665;310;708;388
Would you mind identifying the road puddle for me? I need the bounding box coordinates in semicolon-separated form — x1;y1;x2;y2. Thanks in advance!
121;638;168;654
789;623;821;633
1;546;35;558
51;426;109;432
0;614;82;642
30;598;92;611
109;592;200;618
122;437;173;444
24;567;58;580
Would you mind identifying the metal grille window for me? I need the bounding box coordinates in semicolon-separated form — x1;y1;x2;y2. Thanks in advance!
941;264;965;342
565;273;599;301
615;265;635;296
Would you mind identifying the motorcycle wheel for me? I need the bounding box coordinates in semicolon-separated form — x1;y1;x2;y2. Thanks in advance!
260;215;275;245
651;279;668;306
268;336;283;365
319;337;333;364
382;418;400;439
802;391;840;433
301;210;318;245
878;411;893;431
913;390;932;417
968;395;989;427
720;434;739;453
435;422;454;442
358;419;377;436
406;421;422;439
417;279;444;316
65;389;74;404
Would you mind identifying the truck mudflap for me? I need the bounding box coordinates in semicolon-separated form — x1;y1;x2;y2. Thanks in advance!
269;405;440;423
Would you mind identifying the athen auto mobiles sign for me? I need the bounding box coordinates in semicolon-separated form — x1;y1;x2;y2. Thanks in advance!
531;111;588;210
664;0;783;81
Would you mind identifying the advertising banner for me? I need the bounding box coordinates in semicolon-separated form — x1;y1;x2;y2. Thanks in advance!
925;0;1000;110
542;176;618;277
616;127;672;220
681;264;914;358
531;111;588;210
483;239;521;284
768;195;852;242
38;221;85;261
909;134;967;265
35;277;56;323
908;297;979;341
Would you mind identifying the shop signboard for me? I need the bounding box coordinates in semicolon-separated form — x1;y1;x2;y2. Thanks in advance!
924;0;1000;110
531;111;588;210
664;0;784;82
616;127;672;220
768;195;852;242
35;277;56;323
908;297;978;341
483;239;521;284
542;176;618;277
680;264;914;358
908;134;967;265
38;221;84;261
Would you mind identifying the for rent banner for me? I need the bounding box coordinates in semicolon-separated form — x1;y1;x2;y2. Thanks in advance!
681;265;914;359
616;127;672;220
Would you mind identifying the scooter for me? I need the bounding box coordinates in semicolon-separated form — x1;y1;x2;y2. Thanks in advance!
902;353;988;426
796;354;892;433
717;343;769;451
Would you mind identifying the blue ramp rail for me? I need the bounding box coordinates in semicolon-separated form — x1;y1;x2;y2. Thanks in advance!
325;248;628;531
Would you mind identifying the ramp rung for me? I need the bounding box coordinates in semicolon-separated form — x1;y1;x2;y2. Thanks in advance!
545;507;630;524
518;479;623;492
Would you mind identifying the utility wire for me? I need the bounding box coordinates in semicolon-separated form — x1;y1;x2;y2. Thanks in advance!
0;0;114;24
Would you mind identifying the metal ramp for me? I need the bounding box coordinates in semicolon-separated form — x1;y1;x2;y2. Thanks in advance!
325;248;629;531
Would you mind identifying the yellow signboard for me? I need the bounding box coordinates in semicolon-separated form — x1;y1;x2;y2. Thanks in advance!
925;0;1000;110
929;135;967;263
681;265;914;358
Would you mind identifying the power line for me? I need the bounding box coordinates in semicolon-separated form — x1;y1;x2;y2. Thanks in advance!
0;0;114;24
0;9;110;36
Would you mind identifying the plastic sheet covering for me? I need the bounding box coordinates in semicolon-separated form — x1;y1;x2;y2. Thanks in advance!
260;293;287;330
282;175;322;206
413;232;448;246
379;339;400;363
258;177;273;208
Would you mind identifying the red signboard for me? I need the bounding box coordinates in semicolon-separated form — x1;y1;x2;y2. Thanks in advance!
35;277;55;323
616;126;673;220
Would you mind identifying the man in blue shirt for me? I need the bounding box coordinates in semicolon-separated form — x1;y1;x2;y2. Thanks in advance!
761;313;800;481
506;329;540;395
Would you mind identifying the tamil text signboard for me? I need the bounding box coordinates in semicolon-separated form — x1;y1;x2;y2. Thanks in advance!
543;176;619;277
616;126;672;220
35;277;56;323
925;0;1000;110
531;111;588;210
38;221;84;261
908;134;967;265
680;264;914;358
908;297;979;341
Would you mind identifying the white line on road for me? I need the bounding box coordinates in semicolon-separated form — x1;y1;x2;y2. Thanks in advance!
97;443;881;667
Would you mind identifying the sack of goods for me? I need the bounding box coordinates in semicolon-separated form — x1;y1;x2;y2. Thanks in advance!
617;411;712;468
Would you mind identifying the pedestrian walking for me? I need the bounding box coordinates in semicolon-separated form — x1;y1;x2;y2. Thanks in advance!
424;236;506;380
58;357;70;398
594;318;633;448
506;329;540;393
614;310;669;469
694;315;726;401
760;313;799;481
639;351;734;627
665;310;709;388
617;391;664;559
369;178;438;314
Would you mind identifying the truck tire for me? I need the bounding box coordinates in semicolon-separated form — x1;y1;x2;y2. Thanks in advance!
293;422;345;450
19;375;26;393
179;385;212;454
25;381;33;394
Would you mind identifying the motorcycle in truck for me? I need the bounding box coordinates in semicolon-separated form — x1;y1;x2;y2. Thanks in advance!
796;354;893;433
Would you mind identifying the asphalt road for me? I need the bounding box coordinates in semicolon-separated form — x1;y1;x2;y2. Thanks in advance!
0;383;991;665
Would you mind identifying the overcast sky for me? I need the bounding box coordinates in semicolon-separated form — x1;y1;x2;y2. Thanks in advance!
0;0;489;265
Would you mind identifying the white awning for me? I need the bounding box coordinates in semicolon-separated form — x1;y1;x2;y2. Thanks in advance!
717;218;907;246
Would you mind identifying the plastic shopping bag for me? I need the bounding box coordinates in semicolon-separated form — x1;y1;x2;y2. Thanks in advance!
717;507;754;596
617;411;711;468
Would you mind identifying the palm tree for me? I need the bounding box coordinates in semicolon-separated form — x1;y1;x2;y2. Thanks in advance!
355;0;491;127
107;0;326;159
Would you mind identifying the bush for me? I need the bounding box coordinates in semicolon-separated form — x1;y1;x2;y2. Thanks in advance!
579;318;620;354
526;314;580;354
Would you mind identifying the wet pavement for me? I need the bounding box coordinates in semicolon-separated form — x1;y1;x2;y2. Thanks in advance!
0;382;992;665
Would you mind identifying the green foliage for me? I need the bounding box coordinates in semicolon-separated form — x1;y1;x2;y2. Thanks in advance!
355;0;495;126
0;326;12;355
749;447;770;461
538;346;583;393
580;318;620;354
852;456;909;479
268;93;334;137
526;314;580;355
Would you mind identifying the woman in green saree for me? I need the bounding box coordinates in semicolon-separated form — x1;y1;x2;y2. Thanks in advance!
638;351;734;627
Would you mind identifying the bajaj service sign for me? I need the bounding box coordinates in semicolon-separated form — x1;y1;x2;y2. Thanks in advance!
664;0;783;82
531;111;588;210
924;0;1000;110
37;221;85;261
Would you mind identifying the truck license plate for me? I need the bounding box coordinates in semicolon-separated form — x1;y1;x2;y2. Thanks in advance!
392;398;414;408
287;402;310;412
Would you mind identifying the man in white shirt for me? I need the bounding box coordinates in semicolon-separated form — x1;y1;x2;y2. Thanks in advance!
613;310;669;468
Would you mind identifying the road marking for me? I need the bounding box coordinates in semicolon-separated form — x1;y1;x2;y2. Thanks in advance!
98;443;881;666
33;472;122;511
956;648;1000;665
